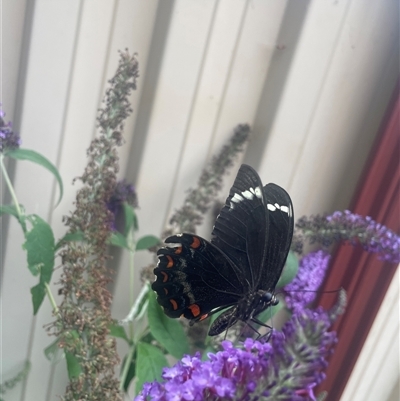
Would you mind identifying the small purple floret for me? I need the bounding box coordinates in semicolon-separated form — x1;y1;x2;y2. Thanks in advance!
0;109;21;152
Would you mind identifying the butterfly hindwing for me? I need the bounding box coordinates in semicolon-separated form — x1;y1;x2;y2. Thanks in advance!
153;234;243;321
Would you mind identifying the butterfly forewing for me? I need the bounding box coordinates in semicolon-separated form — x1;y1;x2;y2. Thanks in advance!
257;183;294;291
211;165;269;289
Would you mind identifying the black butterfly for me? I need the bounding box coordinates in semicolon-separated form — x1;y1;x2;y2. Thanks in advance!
152;164;294;336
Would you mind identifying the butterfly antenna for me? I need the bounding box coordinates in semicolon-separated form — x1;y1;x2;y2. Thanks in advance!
276;288;341;296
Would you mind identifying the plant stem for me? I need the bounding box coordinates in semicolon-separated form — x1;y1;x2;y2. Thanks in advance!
128;228;136;340
0;154;23;217
120;343;135;392
45;282;59;315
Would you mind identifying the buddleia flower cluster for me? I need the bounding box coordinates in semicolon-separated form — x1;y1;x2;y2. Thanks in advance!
0;109;21;153
135;291;345;401
108;179;139;231
284;250;331;312
51;51;139;401
292;210;400;263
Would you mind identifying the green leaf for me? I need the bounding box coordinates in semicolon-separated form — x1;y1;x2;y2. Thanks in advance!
135;342;168;396
55;231;84;250
136;235;161;251
123;284;150;323
277;251;299;288
109;231;131;250
109;323;130;344
122;203;138;235
5;148;64;206
24;215;55;314
44;338;62;363
30;283;46;315
0;204;20;219
0;204;27;232
65;351;82;379
147;290;190;358
24;215;55;282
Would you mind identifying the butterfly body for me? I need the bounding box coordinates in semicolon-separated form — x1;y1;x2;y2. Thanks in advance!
152;164;294;336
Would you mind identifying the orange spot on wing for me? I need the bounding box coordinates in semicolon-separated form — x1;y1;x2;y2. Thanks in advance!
166;255;174;268
199;314;209;321
190;236;201;249
188;304;201;317
170;299;178;310
164;288;168;295
175;246;182;254
161;271;168;283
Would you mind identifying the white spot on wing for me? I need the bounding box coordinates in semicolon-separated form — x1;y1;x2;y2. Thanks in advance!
242;190;254;200
267;203;290;214
254;187;262;198
229;186;263;208
280;205;290;214
232;193;244;203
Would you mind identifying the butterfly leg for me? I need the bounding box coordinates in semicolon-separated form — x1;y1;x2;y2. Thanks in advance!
248;317;274;341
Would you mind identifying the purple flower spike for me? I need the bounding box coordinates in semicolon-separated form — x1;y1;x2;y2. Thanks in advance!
293;211;400;263
326;210;400;263
135;292;345;401
0;109;21;152
284;250;331;312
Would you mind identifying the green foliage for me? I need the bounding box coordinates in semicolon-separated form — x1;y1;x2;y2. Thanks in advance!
65;351;82;379
121;353;137;392
5;148;63;206
123;202;138;235
136;235;160;251
44;338;62;362
109;231;131;250
147;290;190;359
277;251;299;288
22;215;55;314
135;342;168;396
55;231;84;250
0;204;21;219
109;323;130;344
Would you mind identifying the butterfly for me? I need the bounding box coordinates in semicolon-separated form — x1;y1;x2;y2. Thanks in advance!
152;164;294;336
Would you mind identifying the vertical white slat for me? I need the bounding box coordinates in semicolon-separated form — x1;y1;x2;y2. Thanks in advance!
0;0;27;119
340;266;399;401
0;2;83;400
106;0;160;178
257;0;399;217
209;0;288;149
